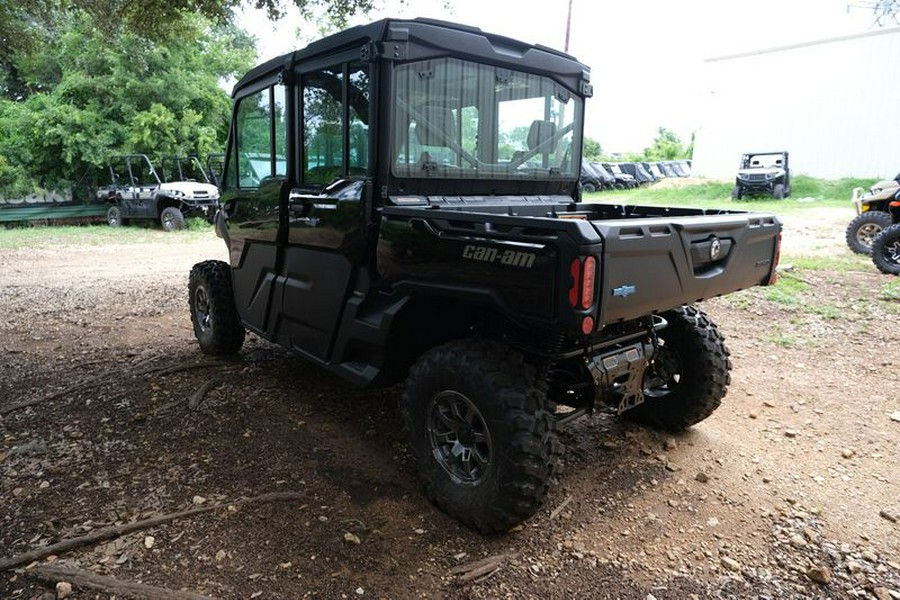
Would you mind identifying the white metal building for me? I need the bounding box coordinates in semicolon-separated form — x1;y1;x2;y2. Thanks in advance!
691;26;900;180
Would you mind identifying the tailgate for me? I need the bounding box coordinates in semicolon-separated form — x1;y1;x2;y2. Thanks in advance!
592;213;781;326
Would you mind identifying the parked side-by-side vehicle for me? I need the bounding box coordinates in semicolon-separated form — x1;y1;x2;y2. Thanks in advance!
99;154;219;231
188;18;783;532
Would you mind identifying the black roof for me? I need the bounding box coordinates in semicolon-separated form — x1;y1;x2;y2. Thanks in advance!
234;17;589;96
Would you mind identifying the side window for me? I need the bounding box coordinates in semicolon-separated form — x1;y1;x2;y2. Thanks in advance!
302;62;369;187
348;63;369;175
303;66;344;185
230;86;287;190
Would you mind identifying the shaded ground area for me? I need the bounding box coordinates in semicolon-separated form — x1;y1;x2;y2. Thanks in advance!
1;217;898;599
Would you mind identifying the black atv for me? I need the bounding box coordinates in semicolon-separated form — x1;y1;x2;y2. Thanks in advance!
731;151;791;200
872;223;900;275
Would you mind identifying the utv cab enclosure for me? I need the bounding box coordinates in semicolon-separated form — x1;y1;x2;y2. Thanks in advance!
191;18;782;533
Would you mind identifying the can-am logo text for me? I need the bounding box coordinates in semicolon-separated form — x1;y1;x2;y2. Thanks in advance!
462;245;536;268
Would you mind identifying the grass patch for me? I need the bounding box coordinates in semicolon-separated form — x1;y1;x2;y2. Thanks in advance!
0;223;215;249
762;272;809;306
808;303;841;320
883;280;900;301
763;328;798;348
584;175;876;215
783;254;873;272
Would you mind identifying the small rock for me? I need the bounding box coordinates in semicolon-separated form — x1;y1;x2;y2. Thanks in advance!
763;400;776;408
721;556;741;572
707;517;719;527
749;411;758;419
192;495;207;505
890;412;900;423
873;587;891;600
601;440;619;450
56;581;72;599
355;587;365;596
318;516;328;523
414;528;425;535
39;481;50;489
784;429;799;438
861;549;879;563
343;532;361;545
663;438;677;451
790;534;807;549
12;488;24;497
841;448;855;459
695;472;709;483
806;565;832;584
144;536;155;549
215;550;227;562
847;560;861;574
879;509;898;523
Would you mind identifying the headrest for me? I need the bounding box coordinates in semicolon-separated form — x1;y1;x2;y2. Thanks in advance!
414;106;456;147
527;120;557;151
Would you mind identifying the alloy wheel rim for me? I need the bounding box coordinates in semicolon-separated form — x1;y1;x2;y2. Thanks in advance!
858;223;882;246
427;390;492;485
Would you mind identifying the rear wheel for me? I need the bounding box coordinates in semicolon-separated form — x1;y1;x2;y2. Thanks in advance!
107;206;124;227
188;260;245;355
582;182;596;193
623;306;731;432
160;206;185;232
772;183;785;199
403;339;560;533
872;223;900;275
846;211;892;255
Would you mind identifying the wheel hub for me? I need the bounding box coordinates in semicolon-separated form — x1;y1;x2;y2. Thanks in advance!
427;390;492;485
194;287;212;332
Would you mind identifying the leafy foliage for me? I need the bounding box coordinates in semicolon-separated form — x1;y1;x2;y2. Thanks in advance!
642;127;690;161
0;10;255;196
582;137;602;161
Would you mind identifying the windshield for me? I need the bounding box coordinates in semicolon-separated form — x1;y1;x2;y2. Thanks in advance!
392;57;582;180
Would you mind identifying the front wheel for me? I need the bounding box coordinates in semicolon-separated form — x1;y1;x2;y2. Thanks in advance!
731;186;743;200
772;183;785;199
624;305;731;432
872;223;900;275
160;206;185;232
188;260;245;355
403;339;560;533
846;211;892;255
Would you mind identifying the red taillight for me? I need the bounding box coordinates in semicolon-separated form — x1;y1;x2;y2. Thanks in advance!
581;256;596;309
768;232;782;285
569;256;597;312
581;316;595;334
890;201;900;208
568;258;581;307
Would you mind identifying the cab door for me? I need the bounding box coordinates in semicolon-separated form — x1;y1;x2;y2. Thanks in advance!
276;59;371;361
219;78;288;338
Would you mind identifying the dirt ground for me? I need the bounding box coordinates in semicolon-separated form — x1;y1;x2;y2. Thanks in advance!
1;208;899;600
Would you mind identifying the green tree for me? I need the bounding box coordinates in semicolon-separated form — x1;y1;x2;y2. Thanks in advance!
0;10;255;195
582;136;602;161
643;127;687;161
